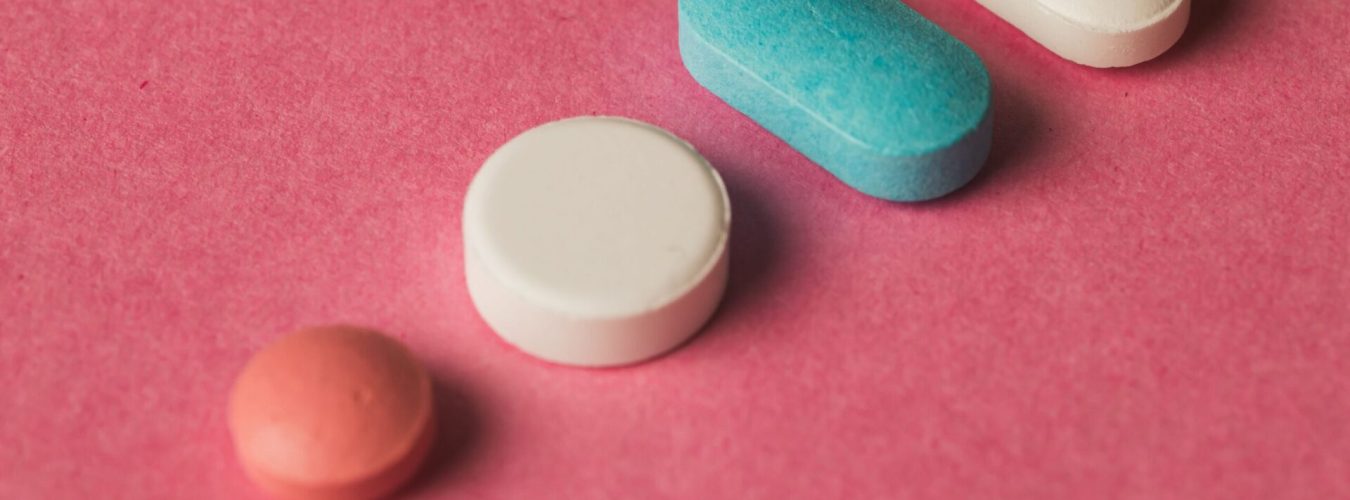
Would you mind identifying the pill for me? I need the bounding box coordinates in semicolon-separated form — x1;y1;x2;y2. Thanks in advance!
678;0;992;202
976;0;1191;68
228;326;436;500
463;116;730;367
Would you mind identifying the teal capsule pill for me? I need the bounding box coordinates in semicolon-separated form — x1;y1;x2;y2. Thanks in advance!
679;0;993;201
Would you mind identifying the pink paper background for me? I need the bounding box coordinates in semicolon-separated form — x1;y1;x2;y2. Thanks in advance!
2;0;1347;498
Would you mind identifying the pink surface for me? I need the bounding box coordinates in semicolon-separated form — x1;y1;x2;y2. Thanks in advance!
1;0;1347;498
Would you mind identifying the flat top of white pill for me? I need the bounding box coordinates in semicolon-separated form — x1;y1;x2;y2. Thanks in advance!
464;117;729;318
1037;0;1182;31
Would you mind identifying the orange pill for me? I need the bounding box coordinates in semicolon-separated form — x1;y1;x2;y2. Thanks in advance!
228;326;436;500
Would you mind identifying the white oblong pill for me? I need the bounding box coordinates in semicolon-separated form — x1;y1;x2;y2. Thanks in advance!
977;0;1191;68
463;116;730;367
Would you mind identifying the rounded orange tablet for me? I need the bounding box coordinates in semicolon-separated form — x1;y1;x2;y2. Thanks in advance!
228;325;436;500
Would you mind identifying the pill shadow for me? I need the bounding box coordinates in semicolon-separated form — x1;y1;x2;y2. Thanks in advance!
921;82;1045;206
699;161;788;329
1134;0;1245;70
400;378;485;495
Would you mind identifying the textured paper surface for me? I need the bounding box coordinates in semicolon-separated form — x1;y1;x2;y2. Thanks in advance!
1;1;1347;498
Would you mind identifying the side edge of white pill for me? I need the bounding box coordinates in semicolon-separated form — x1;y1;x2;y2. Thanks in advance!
462;116;731;367
978;0;1191;68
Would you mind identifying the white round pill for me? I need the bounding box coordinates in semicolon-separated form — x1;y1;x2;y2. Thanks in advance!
463;116;730;367
976;0;1190;68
